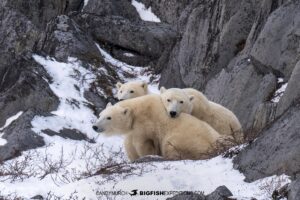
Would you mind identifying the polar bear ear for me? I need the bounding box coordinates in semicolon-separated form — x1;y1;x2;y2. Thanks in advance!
141;81;148;91
189;95;195;102
116;82;122;90
123;107;131;115
106;102;112;108
160;86;166;94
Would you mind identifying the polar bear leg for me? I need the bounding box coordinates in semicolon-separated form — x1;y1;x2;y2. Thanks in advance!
124;135;139;161
133;135;157;158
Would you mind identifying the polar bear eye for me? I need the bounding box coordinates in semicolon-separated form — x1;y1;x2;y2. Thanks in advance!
120;91;122;93
180;101;184;104
130;90;134;93
107;117;111;120
167;99;171;102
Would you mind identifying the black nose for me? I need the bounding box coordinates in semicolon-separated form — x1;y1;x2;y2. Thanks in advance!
92;126;98;131
119;99;124;101
170;111;177;117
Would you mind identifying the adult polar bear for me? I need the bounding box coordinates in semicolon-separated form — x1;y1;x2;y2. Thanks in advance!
160;87;244;143
93;94;231;161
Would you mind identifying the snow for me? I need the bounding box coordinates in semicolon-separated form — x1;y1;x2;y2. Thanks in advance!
271;78;288;103
0;111;23;146
84;0;89;7
124;52;135;57
96;43;160;95
131;0;161;22
0;52;291;200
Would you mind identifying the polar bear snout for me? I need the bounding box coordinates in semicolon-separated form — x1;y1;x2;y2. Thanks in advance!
92;125;104;133
170;111;177;118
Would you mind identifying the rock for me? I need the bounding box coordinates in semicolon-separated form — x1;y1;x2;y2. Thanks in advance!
0;54;59;127
233;99;300;181
0;7;40;56
0;110;45;162
288;177;300;200
3;0;83;28
160;0;259;89
167;185;232;200
167;193;205;200
205;186;233;200
276;60;300;117
72;13;178;60
42;128;95;143
205;61;277;136
83;0;140;21
250;0;300;79
37;15;102;63
137;0;191;24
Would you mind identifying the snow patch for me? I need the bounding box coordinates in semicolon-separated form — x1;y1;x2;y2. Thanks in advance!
0;111;23;146
124;52;135;57
96;43;160;95
131;0;161;22
271;78;288;103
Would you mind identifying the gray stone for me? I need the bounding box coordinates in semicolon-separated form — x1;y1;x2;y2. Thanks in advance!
160;0;259;89
206;186;233;200
137;0;192;24
72;13;178;59
233;99;300;182
83;0;140;21
276;60;300;117
0;55;59;127
288;177;300;200
0;110;45;162
167;185;232;200
37;15;102;63
250;0;300;79
205;61;277;135
3;0;83;28
42;128;95;143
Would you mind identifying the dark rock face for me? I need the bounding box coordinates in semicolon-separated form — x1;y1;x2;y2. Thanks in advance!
42;128;95;143
73;13;178;60
83;0;140;21
205;61;277;136
138;0;192;24
37;15;102;63
0;110;45;162
288;177;300;200
250;0;300;79
160;0;259;89
167;186;232;200
233;100;300;181
0;55;59;127
276;60;300;117
3;0;83;28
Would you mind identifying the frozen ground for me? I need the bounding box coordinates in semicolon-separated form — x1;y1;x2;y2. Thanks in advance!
0;49;290;199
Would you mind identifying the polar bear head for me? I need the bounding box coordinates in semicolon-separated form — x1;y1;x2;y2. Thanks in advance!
92;103;133;135
116;81;148;100
160;87;193;118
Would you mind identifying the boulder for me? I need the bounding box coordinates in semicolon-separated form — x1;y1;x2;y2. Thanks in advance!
250;0;300;79
72;13;178;60
0;110;45;162
83;0;140;21
37;15;102;63
276;60;300;117
234;99;300;181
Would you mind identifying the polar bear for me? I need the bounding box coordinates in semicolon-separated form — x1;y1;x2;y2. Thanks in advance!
160;87;244;143
116;81;148;100
93;94;231;161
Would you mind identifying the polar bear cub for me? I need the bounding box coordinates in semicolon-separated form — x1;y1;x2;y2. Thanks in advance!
160;87;244;143
116;81;148;100
93;94;230;161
